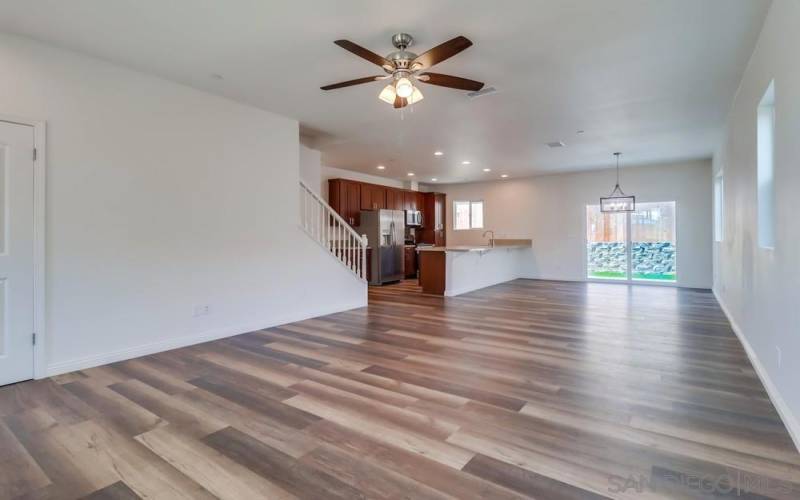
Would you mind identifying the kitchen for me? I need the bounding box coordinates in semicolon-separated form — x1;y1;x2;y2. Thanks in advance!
327;178;532;296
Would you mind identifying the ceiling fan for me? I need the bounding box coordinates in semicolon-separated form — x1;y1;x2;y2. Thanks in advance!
320;33;484;109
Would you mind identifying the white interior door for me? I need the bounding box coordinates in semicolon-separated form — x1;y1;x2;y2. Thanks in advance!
0;121;35;386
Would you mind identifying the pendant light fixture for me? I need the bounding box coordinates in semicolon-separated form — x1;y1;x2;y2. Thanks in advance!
600;152;635;212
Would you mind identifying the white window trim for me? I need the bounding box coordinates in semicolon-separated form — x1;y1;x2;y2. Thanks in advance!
713;170;724;243
453;200;484;231
756;79;775;250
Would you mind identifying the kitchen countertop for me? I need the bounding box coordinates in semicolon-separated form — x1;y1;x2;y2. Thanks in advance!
417;239;532;253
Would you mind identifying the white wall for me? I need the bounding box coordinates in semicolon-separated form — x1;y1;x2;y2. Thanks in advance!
712;0;800;448
429;159;712;289
0;32;366;376
299;144;321;188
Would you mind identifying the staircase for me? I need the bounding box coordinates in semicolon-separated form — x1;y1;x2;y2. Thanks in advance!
299;180;368;281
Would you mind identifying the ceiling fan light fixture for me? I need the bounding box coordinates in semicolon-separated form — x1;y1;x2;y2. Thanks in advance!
408;86;424;104
395;77;414;98
378;84;397;104
322;35;485;110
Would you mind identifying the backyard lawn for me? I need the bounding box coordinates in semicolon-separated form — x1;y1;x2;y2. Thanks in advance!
589;271;676;281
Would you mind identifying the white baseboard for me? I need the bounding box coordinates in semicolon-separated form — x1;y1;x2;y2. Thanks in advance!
713;288;800;453
44;299;366;378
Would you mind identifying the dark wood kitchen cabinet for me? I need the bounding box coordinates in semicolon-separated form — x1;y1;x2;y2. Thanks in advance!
404;246;417;278
419;192;446;246
360;184;386;211
329;178;430;229
328;179;362;226
403;191;418;211
386;188;404;211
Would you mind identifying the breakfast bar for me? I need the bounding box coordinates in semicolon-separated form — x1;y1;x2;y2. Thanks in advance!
417;239;533;296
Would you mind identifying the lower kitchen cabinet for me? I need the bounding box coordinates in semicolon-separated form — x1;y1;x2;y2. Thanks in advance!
404;246;417;278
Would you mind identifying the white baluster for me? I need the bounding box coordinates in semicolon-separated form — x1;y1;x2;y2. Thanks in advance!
361;235;366;280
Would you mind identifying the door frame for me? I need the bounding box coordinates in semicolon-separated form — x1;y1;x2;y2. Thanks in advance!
582;201;679;288
0;114;47;379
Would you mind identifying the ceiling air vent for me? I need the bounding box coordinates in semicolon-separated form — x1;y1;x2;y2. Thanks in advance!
547;141;565;148
467;86;498;99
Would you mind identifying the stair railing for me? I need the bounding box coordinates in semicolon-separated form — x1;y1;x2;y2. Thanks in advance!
299;180;368;281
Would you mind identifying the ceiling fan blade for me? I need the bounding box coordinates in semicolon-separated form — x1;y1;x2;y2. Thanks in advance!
411;36;473;70
320;76;384;91
393;95;408;109
417;72;484;91
334;40;394;70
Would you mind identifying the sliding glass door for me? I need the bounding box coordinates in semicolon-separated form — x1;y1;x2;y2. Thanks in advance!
586;206;627;280
586;201;676;283
631;202;676;281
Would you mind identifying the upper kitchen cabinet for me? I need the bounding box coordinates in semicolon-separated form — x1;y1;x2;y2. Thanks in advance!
420;192;446;246
386;188;404;211
360;183;386;211
403;191;418;211
329;179;427;228
328;179;362;227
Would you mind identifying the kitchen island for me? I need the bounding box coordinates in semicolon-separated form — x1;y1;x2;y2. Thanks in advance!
417;239;533;296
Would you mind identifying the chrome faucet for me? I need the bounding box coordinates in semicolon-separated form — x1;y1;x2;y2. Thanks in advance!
482;230;495;247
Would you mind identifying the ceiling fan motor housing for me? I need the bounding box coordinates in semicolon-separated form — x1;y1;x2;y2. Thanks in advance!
391;33;414;50
388;34;417;73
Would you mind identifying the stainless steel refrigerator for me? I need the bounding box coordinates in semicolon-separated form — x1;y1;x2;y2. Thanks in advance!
357;209;405;285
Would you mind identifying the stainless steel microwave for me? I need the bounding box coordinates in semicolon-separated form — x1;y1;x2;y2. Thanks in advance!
405;210;422;227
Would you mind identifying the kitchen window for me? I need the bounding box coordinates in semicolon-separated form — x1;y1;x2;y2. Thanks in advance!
454;200;484;230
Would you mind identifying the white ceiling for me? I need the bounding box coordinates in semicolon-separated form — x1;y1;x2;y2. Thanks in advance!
0;0;770;183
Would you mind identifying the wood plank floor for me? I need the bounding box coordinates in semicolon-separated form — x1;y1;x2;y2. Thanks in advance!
1;279;799;499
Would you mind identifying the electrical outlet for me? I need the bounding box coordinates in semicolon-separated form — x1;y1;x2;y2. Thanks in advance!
193;304;211;317
776;346;782;369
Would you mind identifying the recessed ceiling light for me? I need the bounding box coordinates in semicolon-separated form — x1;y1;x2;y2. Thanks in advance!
210;73;224;80
547;141;565;148
407;172;415;176
576;130;585;134
483;168;491;172
501;174;509;178
431;178;438;181
434;151;444;156
376;165;386;170
461;160;471;165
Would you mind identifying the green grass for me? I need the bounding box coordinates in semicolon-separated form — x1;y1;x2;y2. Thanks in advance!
632;272;676;281
588;271;626;279
589;271;676;282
